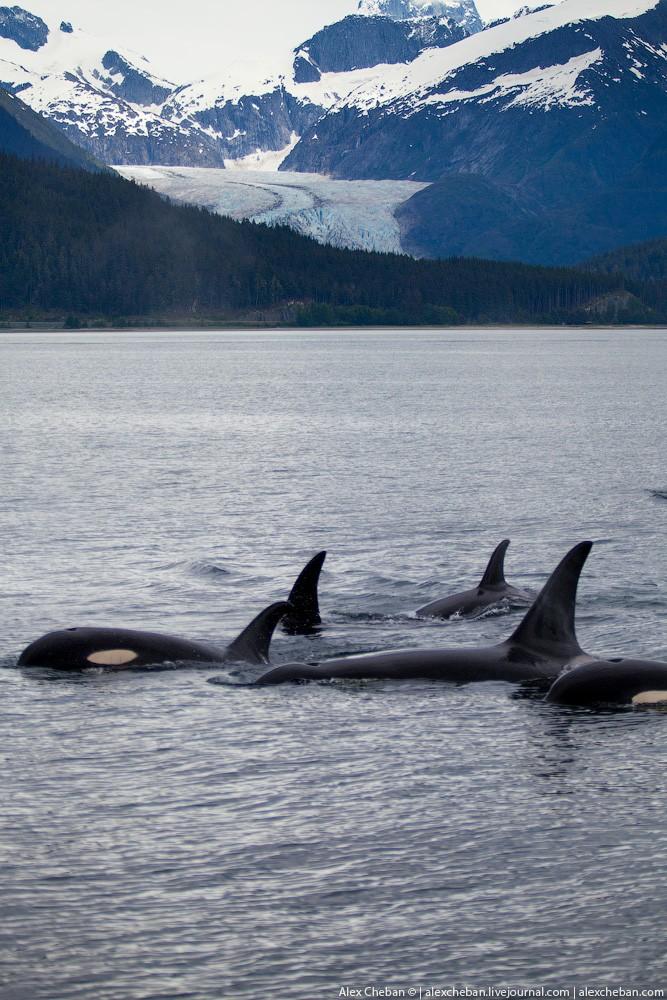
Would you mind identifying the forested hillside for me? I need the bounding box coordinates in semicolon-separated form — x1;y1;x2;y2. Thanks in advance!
586;238;667;282
0;152;657;326
584;237;667;318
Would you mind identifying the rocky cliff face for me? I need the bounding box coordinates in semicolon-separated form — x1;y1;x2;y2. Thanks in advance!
293;13;468;81
0;5;48;51
163;85;323;162
99;51;173;107
357;0;482;33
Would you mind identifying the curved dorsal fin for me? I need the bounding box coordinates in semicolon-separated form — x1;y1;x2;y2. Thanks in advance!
479;539;510;588
509;542;593;654
225;601;291;664
282;551;326;632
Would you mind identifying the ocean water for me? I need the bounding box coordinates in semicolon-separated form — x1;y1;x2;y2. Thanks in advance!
1;328;666;999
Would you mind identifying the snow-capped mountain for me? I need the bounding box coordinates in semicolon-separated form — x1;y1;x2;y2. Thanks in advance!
0;0;482;165
161;5;477;165
282;0;667;262
0;8;227;164
286;0;665;176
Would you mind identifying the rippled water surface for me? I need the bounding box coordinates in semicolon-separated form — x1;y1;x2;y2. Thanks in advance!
1;329;666;999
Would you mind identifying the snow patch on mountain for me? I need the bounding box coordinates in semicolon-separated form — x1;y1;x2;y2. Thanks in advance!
116;164;428;253
502;48;604;109
166;62;288;114
0;13;174;119
422;47;604;110
224;134;301;170
166;65;337;120
338;0;661;111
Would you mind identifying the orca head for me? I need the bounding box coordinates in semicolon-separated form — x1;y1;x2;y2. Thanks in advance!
18;627;140;669
546;658;667;706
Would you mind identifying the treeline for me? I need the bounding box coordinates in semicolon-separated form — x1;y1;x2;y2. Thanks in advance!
0;152;654;325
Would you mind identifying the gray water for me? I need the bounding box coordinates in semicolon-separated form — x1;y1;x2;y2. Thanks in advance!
1;329;666;1000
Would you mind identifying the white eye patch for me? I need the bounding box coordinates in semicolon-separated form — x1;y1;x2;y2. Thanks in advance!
87;649;139;666
632;690;667;706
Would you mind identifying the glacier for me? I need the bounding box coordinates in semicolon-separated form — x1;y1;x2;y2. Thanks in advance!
115;165;429;254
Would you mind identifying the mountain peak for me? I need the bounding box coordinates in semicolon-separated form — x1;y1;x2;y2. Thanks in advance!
357;0;483;32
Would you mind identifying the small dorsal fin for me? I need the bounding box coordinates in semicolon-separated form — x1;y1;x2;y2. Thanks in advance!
479;539;510;588
509;542;593;654
225;601;291;664
282;551;326;632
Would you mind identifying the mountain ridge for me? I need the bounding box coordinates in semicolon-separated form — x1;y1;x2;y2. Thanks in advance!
0;84;101;168
0;0;483;165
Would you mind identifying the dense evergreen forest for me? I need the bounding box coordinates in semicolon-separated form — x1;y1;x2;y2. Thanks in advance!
584;237;667;317
0;152;662;326
587;237;667;282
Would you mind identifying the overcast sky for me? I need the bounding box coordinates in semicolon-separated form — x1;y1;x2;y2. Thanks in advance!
32;0;523;80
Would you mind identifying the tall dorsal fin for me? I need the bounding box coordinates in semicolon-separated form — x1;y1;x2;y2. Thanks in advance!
479;539;510;588
225;601;291;665
287;552;327;624
509;542;593;653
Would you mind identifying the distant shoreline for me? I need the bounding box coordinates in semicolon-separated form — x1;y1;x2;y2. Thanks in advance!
2;322;665;334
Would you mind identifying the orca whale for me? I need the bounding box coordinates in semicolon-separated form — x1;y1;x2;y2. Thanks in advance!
254;542;594;687
18;601;291;671
17;550;327;671
281;551;326;635
546;658;667;707
416;539;533;619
